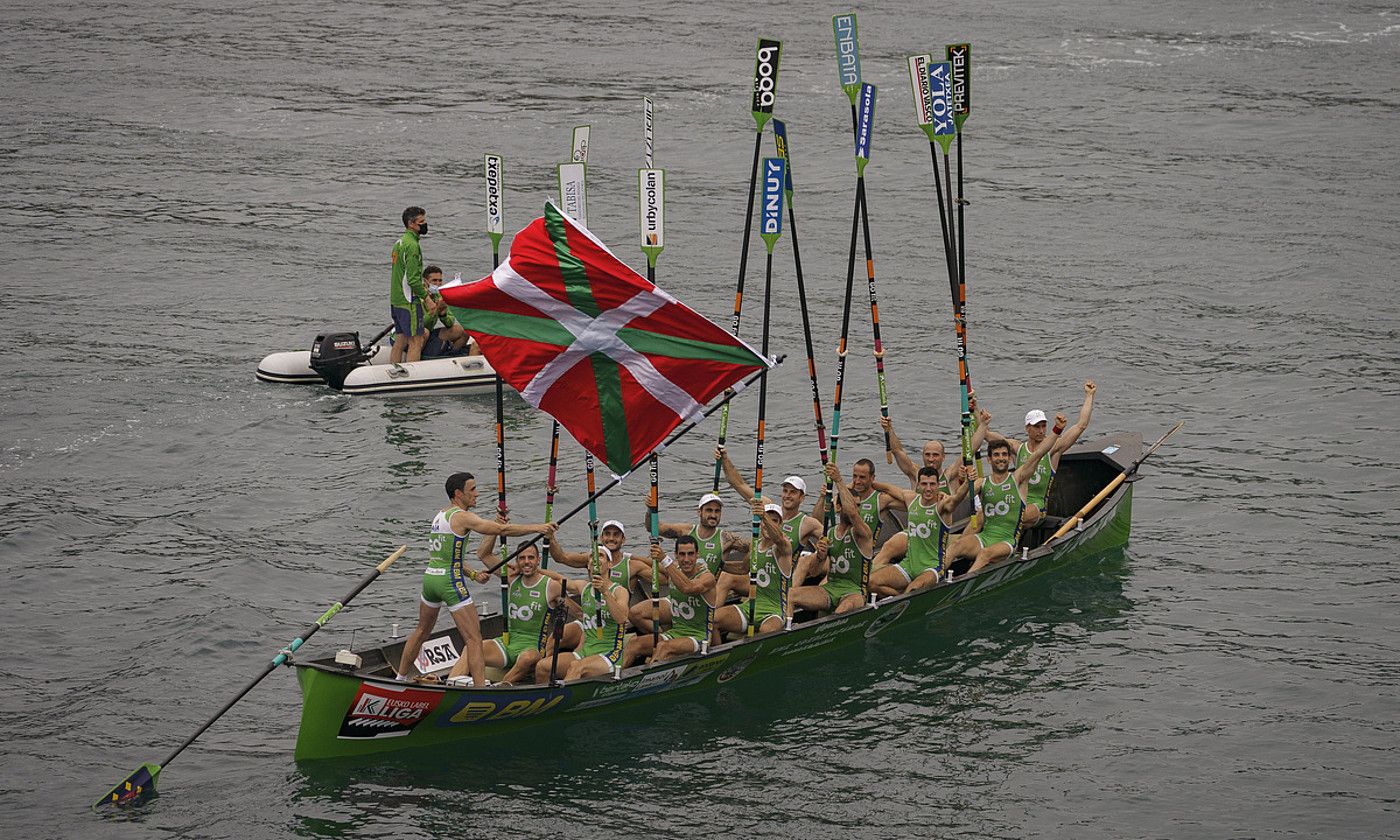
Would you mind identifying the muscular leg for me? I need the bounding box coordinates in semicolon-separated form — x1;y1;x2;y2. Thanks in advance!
395;601;441;677
713;571;748;605
757;615;785;634
653;636;701;664
407;332;428;362
1020;504;1044;527
967;541;1014;575
500;649;542;685
443;603;486;685
942;532;980;572
629;599;671;634
834;592;865;614
713;604;747;639
908;568;942;590
874;532;908;569
480;638;507;670
788;584;834;614
566;653;617;680
624;633;655;667
869;564;909;598
389;332;409;364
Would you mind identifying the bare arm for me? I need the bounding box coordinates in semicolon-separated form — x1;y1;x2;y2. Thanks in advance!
1054;380;1096;455
938;465;974;515
871;479;915;509
604;584;631;627
547;536;591;569
716;446;757;502
657;520;690;539
456;509;553;539
1015;413;1064;486
880;416;918;484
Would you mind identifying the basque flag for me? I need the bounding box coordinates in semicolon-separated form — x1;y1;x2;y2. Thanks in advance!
439;203;771;476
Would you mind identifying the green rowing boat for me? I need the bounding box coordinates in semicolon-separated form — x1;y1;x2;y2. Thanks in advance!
290;432;1141;761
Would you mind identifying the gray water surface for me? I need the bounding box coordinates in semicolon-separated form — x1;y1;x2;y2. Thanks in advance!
2;1;1398;837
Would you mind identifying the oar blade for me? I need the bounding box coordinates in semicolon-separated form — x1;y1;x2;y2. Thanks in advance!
94;762;161;811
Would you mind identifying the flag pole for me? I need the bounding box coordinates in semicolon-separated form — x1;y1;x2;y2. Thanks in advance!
749;156;784;636
640;95;665;658
772;120;830;486
714;37;782;492
483;359;784;577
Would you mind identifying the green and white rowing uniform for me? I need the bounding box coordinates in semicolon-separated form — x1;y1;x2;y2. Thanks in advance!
663;564;713;649
573;582;626;665
1017;441;1054;520
489;574;550;666
736;542;788;631
782;512;808;555
689;525;725;576
421;506;474;611
856;489;881;539
896;496;951;583
820;525;870;610
976;473;1026;552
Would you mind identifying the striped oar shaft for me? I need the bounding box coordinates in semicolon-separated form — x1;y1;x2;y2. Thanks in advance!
585;452;603;639
714;37;782;491
772;120;829;472
749;157;784;636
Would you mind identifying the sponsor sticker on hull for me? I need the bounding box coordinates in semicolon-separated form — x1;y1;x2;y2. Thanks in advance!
440;689;568;725
337;682;443;740
414;634;460;675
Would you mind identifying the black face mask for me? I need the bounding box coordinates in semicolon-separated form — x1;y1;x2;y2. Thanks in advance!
417;222;428;236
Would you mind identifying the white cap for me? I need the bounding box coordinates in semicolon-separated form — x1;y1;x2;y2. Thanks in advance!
600;519;626;536
781;475;807;494
697;492;723;509
763;503;783;516
1024;409;1048;426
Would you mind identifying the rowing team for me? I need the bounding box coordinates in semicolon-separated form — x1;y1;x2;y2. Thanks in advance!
394;381;1097;687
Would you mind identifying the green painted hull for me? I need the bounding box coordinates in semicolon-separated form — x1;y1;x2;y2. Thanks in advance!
293;463;1134;762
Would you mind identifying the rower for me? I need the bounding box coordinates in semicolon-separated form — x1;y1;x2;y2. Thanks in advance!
548;519;650;589
716;445;822;555
628;537;718;663
944;414;1064;576
868;464;973;597
789;461;874;616
395;472;555;686
713;500;794;637
449;541;554;686
559;549;631;680
984;380;1097;527
641;491;747;630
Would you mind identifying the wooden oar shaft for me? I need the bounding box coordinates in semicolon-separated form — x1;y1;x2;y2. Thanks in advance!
1048;422;1184;541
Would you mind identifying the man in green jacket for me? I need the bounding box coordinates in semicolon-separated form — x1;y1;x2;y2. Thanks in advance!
390;206;429;363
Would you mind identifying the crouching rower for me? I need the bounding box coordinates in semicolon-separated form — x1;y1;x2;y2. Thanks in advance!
396;472;555;685
714;500;794;637
868;464;973;597
641;492;747;631
944;413;1064;576
789;462;874;615
627;537;718;663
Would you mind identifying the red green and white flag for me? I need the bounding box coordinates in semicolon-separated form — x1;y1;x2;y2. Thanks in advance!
439;202;771;475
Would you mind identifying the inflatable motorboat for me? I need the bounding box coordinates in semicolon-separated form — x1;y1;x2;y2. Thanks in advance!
256;330;497;396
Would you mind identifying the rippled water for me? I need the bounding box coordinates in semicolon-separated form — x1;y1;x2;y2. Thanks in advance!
2;0;1397;837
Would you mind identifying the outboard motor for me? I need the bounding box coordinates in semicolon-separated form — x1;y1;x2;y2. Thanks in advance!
309;331;369;390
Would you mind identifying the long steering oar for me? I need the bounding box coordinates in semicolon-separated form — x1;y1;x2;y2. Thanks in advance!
95;546;407;811
714;37;782;492
772;120;830;479
1048;422;1184;542
748;156;784;636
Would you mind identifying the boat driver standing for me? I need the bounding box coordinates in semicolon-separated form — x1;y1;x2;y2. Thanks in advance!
389;206;429;364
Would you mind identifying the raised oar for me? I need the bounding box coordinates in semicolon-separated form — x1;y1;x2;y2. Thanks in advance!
713;37;782;492
947;44;979;477
748;156;784;637
639;101;666;655
852;84;893;464
482;360;785;577
772;120;830;481
95;546;407;810
832;12;863;142
485;152;511;642
585;452;603;639
1049;422;1184;542
542;421;560;569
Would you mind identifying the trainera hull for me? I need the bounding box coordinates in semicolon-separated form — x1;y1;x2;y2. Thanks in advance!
292;476;1133;761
